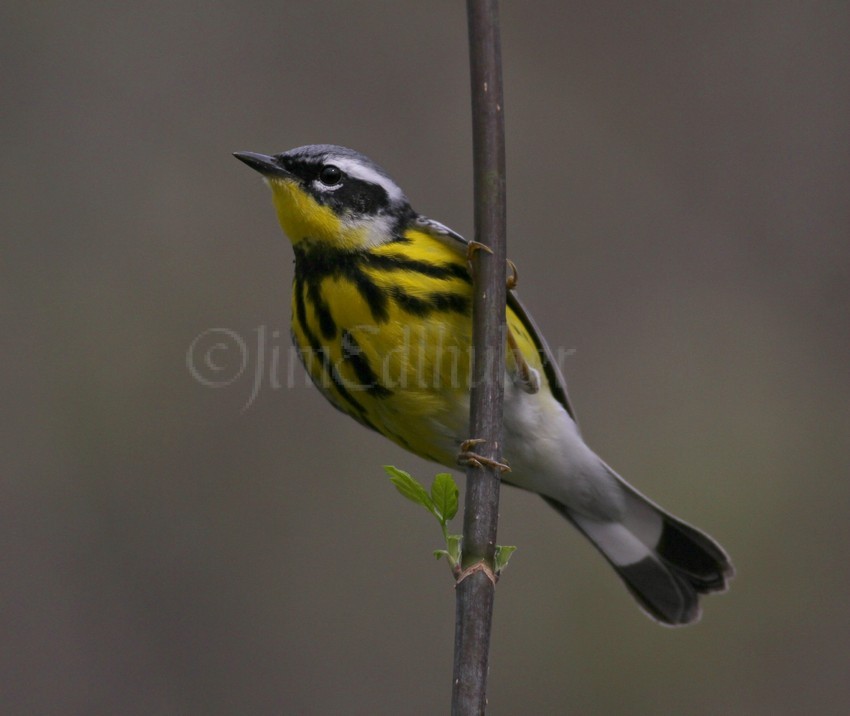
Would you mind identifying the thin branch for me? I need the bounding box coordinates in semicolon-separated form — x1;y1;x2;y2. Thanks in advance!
452;1;507;714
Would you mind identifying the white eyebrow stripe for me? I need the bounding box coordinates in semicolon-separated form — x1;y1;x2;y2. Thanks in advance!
328;156;405;203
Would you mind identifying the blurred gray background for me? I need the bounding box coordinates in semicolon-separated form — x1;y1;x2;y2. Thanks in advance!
3;2;849;714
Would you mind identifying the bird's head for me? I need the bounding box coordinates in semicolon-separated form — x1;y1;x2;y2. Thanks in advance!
234;144;414;250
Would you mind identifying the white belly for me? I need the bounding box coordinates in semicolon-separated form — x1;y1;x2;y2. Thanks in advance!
500;381;626;521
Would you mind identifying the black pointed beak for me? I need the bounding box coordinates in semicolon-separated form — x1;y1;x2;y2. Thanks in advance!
233;151;292;178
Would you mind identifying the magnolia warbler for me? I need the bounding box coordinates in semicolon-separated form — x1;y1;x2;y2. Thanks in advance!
234;144;733;625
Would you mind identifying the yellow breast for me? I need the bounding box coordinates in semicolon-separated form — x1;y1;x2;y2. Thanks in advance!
287;225;546;463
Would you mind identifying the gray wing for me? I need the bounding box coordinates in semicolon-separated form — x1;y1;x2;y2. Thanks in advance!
416;216;579;425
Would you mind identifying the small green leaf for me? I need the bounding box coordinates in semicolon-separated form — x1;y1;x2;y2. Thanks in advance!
384;465;434;512
494;545;517;573
446;534;462;566
431;472;459;522
434;550;449;561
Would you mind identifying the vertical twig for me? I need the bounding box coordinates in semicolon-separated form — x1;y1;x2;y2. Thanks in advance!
452;1;507;714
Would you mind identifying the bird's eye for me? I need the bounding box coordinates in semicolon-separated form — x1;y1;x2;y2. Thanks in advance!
318;165;342;186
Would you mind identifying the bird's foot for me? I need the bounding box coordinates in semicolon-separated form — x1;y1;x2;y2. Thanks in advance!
457;439;511;473
465;240;493;275
506;259;518;290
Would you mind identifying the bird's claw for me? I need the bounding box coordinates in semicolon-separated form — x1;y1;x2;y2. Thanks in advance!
465;247;538;394
457;439;511;473
466;240;493;275
506;259;518;290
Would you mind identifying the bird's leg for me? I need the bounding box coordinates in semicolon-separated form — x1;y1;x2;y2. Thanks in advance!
457;438;511;473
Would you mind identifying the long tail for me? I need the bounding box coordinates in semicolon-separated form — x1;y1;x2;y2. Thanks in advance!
543;466;734;626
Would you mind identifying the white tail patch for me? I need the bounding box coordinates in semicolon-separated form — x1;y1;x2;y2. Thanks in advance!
573;517;653;566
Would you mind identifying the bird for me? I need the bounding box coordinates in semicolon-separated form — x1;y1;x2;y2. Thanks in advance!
234;144;733;625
